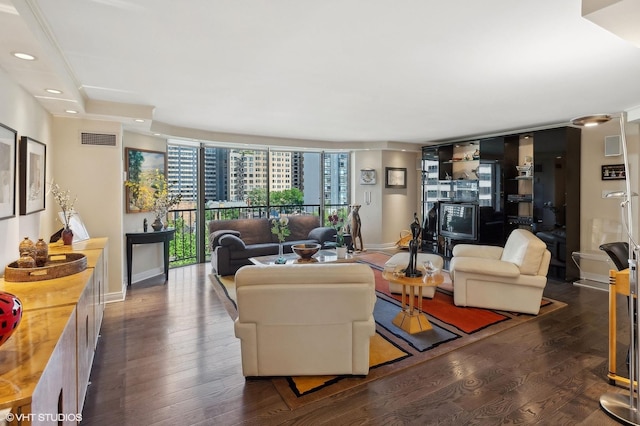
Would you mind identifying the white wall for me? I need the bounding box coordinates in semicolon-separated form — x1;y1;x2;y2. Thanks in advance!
579;119;639;251
351;150;421;248
50;117;125;299
0;67;52;273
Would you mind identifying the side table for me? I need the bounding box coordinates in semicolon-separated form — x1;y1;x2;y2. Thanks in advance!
126;228;175;286
383;269;444;334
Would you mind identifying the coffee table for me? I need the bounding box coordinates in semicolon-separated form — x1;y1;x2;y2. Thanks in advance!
249;249;355;265
383;269;444;334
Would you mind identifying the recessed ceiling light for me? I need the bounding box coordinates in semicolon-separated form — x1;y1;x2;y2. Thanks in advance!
45;88;62;94
134;119;144;123
12;52;36;61
65;109;78;114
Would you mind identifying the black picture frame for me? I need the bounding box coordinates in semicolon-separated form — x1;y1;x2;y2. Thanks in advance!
0;123;17;220
385;167;407;189
19;136;46;215
601;164;625;181
125;147;167;213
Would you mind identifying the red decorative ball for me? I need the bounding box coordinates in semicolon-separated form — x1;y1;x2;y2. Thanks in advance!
0;292;22;347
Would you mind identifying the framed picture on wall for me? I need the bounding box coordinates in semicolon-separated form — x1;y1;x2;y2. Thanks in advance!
0;123;17;220
601;164;625;180
125;147;167;213
385;167;407;189
19;136;46;215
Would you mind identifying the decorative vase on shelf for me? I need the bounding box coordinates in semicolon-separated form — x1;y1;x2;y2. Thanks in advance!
18;237;35;260
151;217;164;231
35;238;48;267
0;292;22;347
17;252;35;268
62;227;74;245
275;243;286;264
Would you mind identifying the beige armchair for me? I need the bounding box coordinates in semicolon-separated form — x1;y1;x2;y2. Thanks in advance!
449;229;551;314
234;263;376;377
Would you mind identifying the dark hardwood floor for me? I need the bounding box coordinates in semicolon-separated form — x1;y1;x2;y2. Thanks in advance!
81;262;628;425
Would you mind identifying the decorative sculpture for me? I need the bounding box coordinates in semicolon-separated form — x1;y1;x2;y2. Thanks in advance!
405;212;422;277
348;204;364;252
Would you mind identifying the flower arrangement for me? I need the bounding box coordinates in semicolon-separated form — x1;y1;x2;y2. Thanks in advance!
328;211;346;247
270;216;290;243
49;180;77;230
125;170;181;219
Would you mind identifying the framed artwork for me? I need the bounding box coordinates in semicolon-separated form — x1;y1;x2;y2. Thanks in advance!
0;123;17;220
601;164;625;181
385;167;407;189
19;136;46;215
360;169;376;185
125;147;167;213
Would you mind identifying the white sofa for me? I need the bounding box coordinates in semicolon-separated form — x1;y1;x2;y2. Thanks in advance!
384;252;444;298
448;229;551;315
234;263;376;376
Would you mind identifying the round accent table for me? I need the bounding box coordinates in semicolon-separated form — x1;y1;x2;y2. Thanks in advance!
383;269;444;334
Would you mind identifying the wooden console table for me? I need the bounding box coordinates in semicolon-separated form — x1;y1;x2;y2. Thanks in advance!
0;238;108;423
126;228;175;286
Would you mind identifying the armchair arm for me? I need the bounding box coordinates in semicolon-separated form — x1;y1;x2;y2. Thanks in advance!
219;234;246;250
210;229;241;249
450;257;520;278
452;244;503;259
308;226;337;246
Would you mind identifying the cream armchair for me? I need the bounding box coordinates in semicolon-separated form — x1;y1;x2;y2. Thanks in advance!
384;252;444;298
449;229;551;315
234;263;376;377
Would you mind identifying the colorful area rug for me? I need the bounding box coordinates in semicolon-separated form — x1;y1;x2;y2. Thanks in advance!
210;252;566;410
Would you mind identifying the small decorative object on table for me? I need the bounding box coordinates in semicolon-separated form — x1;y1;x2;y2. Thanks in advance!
17;252;35;268
143;218;148;232
405;213;423;278
328;211;347;259
49;180;77;245
0;292;22;347
18;237;35;260
292;243;321;261
35;238;48;267
270;216;290;264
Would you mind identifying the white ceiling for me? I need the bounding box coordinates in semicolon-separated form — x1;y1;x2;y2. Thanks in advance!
1;0;640;147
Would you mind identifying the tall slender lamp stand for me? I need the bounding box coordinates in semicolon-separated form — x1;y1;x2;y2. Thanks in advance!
573;113;639;425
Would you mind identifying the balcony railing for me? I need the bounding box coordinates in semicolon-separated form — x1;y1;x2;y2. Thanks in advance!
166;203;349;266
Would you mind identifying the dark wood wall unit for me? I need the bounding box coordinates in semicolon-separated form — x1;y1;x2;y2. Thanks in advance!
478;137;505;245
421;126;581;281
503;135;522;235
437;144;453;180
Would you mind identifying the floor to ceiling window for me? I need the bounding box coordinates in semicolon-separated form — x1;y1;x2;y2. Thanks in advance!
166;141;350;266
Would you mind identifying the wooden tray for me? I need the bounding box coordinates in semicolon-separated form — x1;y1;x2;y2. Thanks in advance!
4;253;87;282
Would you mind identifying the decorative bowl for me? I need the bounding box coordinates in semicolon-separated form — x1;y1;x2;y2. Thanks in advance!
291;243;321;260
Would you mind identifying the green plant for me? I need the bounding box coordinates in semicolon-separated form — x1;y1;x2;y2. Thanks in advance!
328;211;346;247
270;216;290;243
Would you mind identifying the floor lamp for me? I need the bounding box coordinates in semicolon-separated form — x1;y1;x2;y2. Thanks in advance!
572;112;639;425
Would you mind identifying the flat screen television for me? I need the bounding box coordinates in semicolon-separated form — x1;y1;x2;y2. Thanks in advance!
439;202;477;241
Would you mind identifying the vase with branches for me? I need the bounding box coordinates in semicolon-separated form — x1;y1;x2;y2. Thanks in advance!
49;180;77;244
270;216;290;263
